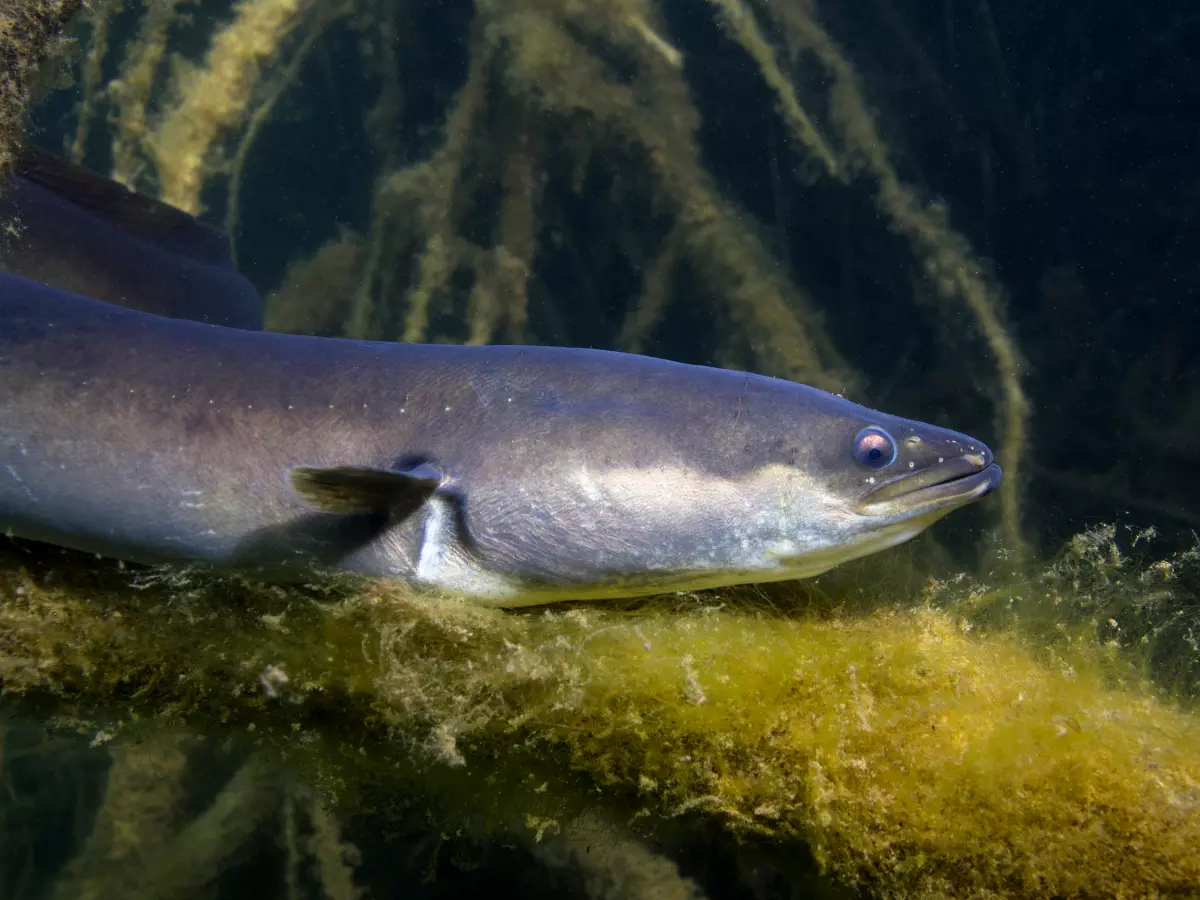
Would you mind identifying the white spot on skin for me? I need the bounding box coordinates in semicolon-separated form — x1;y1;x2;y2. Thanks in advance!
938;457;944;463
444;406;452;413
908;461;915;469
575;465;603;502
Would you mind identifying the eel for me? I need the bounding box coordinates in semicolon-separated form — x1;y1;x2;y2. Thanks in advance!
0;271;1001;606
0;151;1001;606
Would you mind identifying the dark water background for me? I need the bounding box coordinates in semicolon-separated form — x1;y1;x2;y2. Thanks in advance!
8;1;1200;898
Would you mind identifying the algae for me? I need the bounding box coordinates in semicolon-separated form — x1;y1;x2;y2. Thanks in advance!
2;531;1198;898
0;0;80;178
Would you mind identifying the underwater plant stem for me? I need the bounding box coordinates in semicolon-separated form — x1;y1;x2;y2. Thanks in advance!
466;120;539;345
531;813;707;900
50;732;197;900
306;789;362;900
706;0;840;179
69;0;120;164
131;755;283;900
265;231;365;335
619;228;681;354
347;21;493;343
768;0;1030;554
108;0;183;189
484;0;856;392
149;0;311;213
396;32;492;344
224;1;352;265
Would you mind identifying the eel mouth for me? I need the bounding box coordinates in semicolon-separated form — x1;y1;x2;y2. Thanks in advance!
855;455;1004;517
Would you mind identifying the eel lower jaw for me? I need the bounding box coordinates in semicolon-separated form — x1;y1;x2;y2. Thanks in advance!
854;460;1004;518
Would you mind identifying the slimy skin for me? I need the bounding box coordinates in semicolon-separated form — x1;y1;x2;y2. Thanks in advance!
0;272;1000;606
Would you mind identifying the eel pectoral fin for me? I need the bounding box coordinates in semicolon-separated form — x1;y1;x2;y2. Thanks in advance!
288;463;443;518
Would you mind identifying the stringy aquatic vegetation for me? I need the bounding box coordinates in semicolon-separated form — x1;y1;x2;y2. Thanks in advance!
0;0;81;177
1;530;1198;898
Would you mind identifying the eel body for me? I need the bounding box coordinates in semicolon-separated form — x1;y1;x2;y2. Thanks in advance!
0;273;1001;605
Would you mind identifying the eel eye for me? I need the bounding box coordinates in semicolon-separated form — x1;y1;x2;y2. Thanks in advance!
853;427;897;470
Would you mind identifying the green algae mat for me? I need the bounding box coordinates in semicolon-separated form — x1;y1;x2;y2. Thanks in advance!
2;529;1198;899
